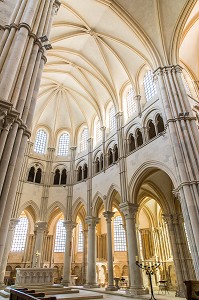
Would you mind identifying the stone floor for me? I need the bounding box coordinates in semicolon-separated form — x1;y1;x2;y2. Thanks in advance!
0;286;183;300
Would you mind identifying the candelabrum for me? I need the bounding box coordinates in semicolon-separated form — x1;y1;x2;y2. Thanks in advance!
136;258;160;300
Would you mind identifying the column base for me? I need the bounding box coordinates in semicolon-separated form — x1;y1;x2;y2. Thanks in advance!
105;285;118;291
61;280;70;287
175;290;186;298
84;284;100;288
0;283;6;290
125;287;148;297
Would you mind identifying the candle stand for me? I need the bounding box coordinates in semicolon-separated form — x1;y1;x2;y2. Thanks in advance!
136;261;160;300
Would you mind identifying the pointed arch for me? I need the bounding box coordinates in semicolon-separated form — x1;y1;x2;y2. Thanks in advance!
47;201;66;220
18;201;39;222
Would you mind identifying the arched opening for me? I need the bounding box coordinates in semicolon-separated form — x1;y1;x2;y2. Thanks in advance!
129;133;136;152
77;166;82;181
132;167;195;295
157;115;165;134
108;148;113;166
27;167;35;182
100;154;104;170
54;169;60;185
95;157;100;173
35;168;42;183
113;145;118;162
136;129;143;147
83;164;88;179
148;120;156;140
61;168;67;185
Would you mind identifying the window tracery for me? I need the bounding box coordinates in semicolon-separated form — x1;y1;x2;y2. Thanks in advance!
53;167;67;185
27;165;42;184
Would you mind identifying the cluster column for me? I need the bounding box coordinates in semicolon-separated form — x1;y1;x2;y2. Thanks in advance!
120;202;146;296
154;65;199;278
84;216;100;288
82;229;88;284
62;146;76;286
0;0;61;267
103;211;117;291
163;214;196;297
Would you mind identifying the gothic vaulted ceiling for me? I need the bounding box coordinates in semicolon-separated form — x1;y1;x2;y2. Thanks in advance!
33;0;197;144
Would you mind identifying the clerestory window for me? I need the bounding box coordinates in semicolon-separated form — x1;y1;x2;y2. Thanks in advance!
58;133;70;156
143;70;157;102
80;128;88;152
126;87;136;117
34;130;47;154
114;216;126;251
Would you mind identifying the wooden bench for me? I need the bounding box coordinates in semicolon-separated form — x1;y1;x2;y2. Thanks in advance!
10;288;57;300
184;281;199;300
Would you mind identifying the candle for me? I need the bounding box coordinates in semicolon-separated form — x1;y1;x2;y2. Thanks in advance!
135;256;138;262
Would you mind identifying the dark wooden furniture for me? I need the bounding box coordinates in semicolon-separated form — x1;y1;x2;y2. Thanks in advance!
10;288;57;300
184;281;199;300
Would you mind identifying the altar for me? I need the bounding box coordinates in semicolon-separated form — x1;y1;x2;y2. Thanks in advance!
15;268;55;286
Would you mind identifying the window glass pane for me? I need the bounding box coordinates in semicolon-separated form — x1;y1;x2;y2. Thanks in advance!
109;106;116;131
114;216;126;251
143;70;157;101
126;87;136;117
58;133;70;156
80;128;88;152
34;130;47;154
96;120;102;142
77;223;83;252
54;220;66;252
11;217;28;252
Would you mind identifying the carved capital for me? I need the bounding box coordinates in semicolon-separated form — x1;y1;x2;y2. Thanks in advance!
9;218;20;231
103;211;115;222
53;0;61;15
34;221;48;233
86;216;100;228
120;202;138;220
63;220;76;231
162;214;183;226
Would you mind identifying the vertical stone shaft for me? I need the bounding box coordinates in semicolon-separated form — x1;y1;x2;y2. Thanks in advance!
82;229;88;284
85;216;99;287
65;147;76;221
155;66;199;277
62;222;76;286
103;211;117;291
0;219;19;288
120;203;145;295
87;138;93;216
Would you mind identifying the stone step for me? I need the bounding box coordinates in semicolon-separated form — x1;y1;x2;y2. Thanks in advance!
5;286;79;296
58;296;103;300
0;290;10;298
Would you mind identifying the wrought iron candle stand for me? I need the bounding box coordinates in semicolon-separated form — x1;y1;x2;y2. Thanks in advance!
136;260;160;300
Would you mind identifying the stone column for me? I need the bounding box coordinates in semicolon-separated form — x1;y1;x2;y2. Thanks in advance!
62;221;76;286
65;146;76;221
120;202;146;296
40;147;55;221
0;218;19;288
163;214;196;297
154;66;199;278
103;211;117;291
101;126;106;170
32;221;47;267
87;138;93;216
84;216;100;288
82;229;88;284
0;0;60;266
